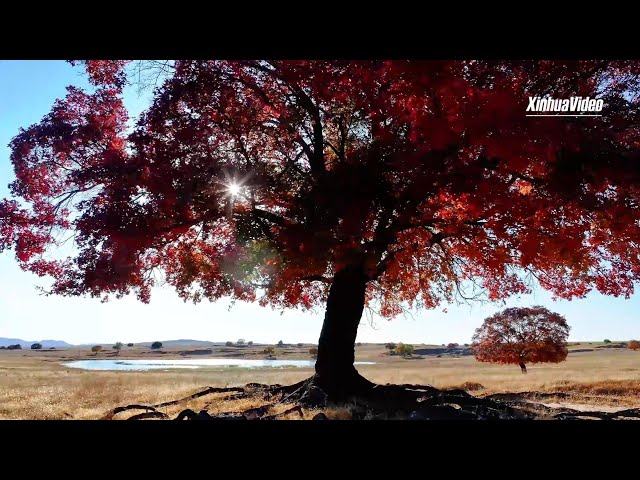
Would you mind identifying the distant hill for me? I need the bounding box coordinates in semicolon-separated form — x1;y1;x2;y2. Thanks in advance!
0;338;234;349
0;338;73;348
137;339;224;347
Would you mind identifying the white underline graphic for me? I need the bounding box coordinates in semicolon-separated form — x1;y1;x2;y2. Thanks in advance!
526;114;603;117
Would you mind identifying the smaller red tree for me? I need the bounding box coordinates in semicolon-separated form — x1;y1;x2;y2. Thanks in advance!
472;306;570;374
628;340;640;351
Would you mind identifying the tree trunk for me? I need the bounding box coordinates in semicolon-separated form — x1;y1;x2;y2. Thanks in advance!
314;264;373;398
519;362;527;374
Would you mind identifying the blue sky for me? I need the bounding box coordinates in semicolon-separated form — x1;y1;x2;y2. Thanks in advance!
0;60;638;345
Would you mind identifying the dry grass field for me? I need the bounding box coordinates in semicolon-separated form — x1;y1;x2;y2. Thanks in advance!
0;342;638;419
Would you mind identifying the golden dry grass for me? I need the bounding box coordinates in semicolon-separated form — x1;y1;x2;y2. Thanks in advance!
0;345;638;419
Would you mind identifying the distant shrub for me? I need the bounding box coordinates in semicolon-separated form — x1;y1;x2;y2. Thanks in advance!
7;344;22;350
151;341;162;350
247;341;253;346
31;343;42;350
396;343;414;357
263;346;275;356
112;342;123;355
297;343;304;348
629;340;640;351
460;381;485;391
91;345;103;353
309;347;318;357
604;339;612;344
447;343;459;349
463;343;469;347
356;342;362;347
49;347;55;350
0;346;5;350
384;342;397;351
277;340;284;347
127;343;134;347
237;339;245;346
225;341;234;347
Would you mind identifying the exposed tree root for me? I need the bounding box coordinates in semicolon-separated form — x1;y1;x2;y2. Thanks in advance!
127;411;170;420
101;404;159;420
567;408;640;420
262;405;304;420
174;409;248;420
484;392;572;401
151;386;246;409
105;377;638;420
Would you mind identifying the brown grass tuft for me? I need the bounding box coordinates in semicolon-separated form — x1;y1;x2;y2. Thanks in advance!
458;381;486;391
546;379;640;397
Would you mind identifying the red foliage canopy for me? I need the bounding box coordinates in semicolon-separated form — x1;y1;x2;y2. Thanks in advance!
1;60;640;315
629;340;640;350
472;306;570;366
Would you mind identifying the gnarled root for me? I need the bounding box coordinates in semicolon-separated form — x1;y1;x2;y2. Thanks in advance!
106;377;638;420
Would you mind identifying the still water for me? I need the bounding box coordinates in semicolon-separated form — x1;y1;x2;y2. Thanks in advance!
63;358;375;371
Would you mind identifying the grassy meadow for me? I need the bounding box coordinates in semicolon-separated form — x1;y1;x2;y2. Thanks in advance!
0;342;638;419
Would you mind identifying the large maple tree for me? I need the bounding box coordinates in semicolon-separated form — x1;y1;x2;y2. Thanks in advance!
1;60;640;398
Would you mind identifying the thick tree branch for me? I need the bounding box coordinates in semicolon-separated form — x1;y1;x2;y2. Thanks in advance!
252;208;289;227
246;60;325;175
299;275;332;283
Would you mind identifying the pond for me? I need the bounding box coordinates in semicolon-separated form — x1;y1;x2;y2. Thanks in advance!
63;359;376;371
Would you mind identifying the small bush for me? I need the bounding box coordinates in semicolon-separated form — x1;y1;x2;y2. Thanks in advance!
384;342;397;351
396;343;414;357
91;345;103;353
263;346;275;356
460;381;485;391
604;339;612;344
629;340;640;351
151;341;162;350
356;342;362;347
127;343;134;347
225;341;234;347
247;341;253;346
31;343;42;350
112;342;123;354
0;346;5;350
277;340;284;347
463;343;469;347
447;343;459;349
237;339;245;346
7;344;22;350
309;347;318;357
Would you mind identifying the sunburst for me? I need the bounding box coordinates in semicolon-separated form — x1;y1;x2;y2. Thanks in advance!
227;182;242;197
208;169;252;201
